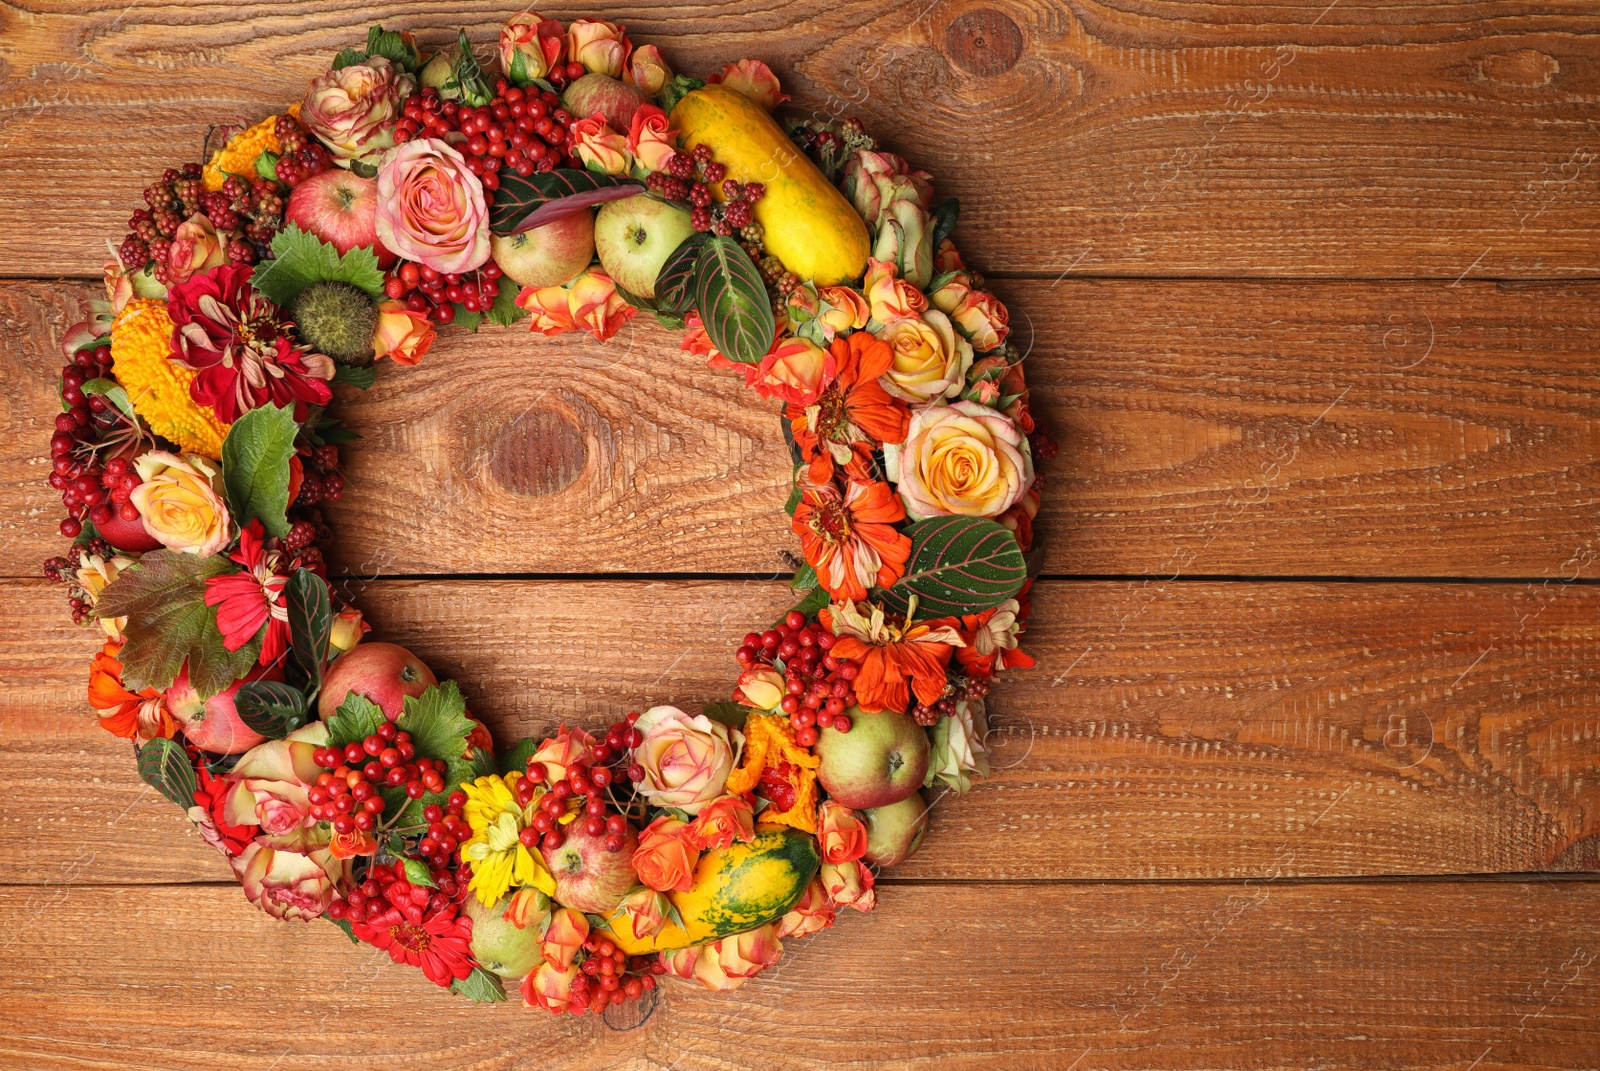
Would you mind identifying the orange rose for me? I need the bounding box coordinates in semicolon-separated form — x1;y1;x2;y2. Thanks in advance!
746;336;835;407
371;299;436;365
820;859;877;912
778;876;836;939
632;815;700;892
541;906;589;970
816;800;868;865
688;924;785;990
522;960;579;1012
818;285;870;335
570;115;632;175
685;795;756;851
884;400;1034;520
862;258;927;324
877;310;973;405
328;826;378;859
500;10;565;85
627;44;673;94
626;104;678;173
732;666;785;710
614;886;671;939
707;60;789;111
526;725;595;783
566;19;630;78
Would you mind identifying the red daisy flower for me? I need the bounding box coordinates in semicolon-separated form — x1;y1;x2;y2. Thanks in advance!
203;520;291;666
168;263;335;423
352;898;475;988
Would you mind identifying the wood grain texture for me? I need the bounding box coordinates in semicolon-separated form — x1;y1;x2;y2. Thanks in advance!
1;2;1598;279
2;881;1598;1070
7;576;1600;884
6;279;1600;579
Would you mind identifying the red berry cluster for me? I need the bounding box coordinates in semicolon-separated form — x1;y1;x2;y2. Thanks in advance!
120;163;286;276
737;610;858;745
293;441;345;508
912;676;990;725
309;722;449;834
49;344;147;539
43;540;116;625
381;258;505;325
394;83;576;188
646;144;767;236
271;116;333;187
517;720;637;855
325;858;463;926
562;930;664;1016
417;792;471;868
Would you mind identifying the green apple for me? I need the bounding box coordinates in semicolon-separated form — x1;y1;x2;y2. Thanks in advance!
816;707;929;809
463;894;545;980
491;210;596;289
861;790;931;868
593;196;695;299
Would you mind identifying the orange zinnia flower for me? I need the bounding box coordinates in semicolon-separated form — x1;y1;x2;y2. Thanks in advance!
787;332;910;484
88;641;178;742
822;599;964;715
792;479;912;603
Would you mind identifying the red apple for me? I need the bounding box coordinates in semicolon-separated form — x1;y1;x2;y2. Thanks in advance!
560;72;647;132
95;509;162;553
286;169;393;264
165;661;284;755
540;821;638;914
815;707;929;809
317;641;437;722
490;210;596;289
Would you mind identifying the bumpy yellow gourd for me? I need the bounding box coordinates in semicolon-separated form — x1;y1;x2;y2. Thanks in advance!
202;113;284;193
671;85;870;286
110;299;230;459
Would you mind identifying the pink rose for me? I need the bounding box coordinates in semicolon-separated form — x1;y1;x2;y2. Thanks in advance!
374;137;490;274
819;859;877;912
371;299;436;365
569;115;632;175
500;10;565;85
629;705;742;815
884;400;1034;520
844;150;935;223
566;19;630;78
707;60;789;111
302;56;413;167
232;842;348;921
166;214;228;286
778;876;836;939
627;44;673;95
626;104;678;173
816;800;869;865
222;722;329;843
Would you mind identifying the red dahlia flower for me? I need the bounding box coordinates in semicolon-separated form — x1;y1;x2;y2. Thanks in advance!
203;520;291;666
352;898;475;987
167;263;335;423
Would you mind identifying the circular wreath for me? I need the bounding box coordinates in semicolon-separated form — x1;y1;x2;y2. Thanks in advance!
44;11;1054;1013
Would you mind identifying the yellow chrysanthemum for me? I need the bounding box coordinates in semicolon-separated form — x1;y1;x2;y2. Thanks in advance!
201;112;284;192
459;772;556;907
110;299;230;459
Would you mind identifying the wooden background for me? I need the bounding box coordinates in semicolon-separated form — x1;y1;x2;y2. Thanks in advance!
2;1;1599;1067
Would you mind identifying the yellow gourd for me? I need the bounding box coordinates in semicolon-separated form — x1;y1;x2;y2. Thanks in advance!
671;85;870;286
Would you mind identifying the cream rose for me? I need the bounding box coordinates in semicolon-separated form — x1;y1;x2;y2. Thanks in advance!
129;450;232;555
885;401;1034;520
877;309;972;405
301;56;413;166
629;705;742;815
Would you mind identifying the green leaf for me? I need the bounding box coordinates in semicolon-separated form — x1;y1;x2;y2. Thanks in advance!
333;364;377;390
251;224;386;307
398;682;473;764
489;169;645;235
691;236;775;365
365;25;422;72
287;569;331;692
498;736;540;777
700;701;748;733
931;198;960;251
95;550;260;696
327;693;387;748
400;857;438;888
653;232;711;315
81;378;135;421
348;158;378;179
782;584;830;624
451;302;484;332
220;402;298;537
484;281;529;327
444;30;493;107
255;150;281;181
310;416;361;445
451;968;509;1003
879;516;1027;619
331;48;369;70
790;562;818;593
235;680;309;739
137;737;198;809
327;916;360;943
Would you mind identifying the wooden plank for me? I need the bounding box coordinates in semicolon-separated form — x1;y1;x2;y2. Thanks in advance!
1;880;1597;1069
6;279;1600;579
1;3;1598;278
6;576;1600;884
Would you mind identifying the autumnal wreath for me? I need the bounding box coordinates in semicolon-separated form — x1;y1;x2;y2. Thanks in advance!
45;12;1053;1012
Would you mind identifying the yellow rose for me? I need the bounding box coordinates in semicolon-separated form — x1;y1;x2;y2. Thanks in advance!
566;19;629;78
129;450;232;555
884;400;1034;520
877;310;972;405
76;552;136;641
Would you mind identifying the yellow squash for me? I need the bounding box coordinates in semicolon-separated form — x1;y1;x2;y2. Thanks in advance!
600;827;820;955
671;85;870;286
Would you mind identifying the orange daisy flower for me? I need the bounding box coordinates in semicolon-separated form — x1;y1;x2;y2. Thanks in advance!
792;478;912;603
821;599;964;715
955;599;1036;677
88;641;178;742
787;332;910;484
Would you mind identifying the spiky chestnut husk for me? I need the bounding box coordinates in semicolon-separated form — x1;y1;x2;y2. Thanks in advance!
291;281;377;365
